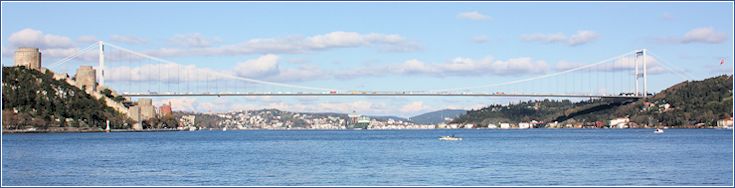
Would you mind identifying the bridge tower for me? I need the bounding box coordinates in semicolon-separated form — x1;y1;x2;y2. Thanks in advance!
98;41;105;87
634;49;648;98
642;49;648;98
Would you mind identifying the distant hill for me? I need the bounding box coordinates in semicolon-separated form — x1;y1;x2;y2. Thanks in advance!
369;115;411;122
410;109;467;124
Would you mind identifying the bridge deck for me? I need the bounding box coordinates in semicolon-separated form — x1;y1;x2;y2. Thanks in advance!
120;93;644;99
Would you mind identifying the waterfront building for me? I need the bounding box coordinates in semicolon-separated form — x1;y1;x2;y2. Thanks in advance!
500;123;511;129
717;117;733;128
519;122;531;129
159;102;172;117
609;117;630;129
179;115;196;127
436;123;447;129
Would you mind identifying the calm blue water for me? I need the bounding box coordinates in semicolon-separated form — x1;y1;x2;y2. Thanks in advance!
2;129;733;186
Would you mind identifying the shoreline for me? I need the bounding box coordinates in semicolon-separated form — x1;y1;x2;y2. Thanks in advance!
3;127;732;134
2;128;180;134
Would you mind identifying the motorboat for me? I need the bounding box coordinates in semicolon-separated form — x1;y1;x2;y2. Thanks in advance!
439;135;462;141
654;128;664;134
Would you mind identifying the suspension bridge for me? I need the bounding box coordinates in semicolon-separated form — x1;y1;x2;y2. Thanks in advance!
48;41;692;99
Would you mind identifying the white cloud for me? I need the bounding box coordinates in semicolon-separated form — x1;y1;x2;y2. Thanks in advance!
400;101;429;113
77;35;98;44
554;60;584;71
471;35;489;44
567;31;600;46
169;33;220;48
106;62;224;82
657;27;728;44
107;54;327;83
520;30;599;46
520;33;566;43
147;31;419;57
234;54;280;78
110;35;147;45
271;65;326;82
8;28;74;48
445;103;487;111
681;27;727;44
457;11;491;21
660;12;674;21
610;55;666;74
555;55;666;74
232;54;328;82
394;59;439;74
432;57;549;76
155;97;198;112
338;56;549;78
2;29;99;62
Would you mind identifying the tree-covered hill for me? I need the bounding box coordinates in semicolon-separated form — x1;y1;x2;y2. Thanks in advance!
451;75;733;128
615;75;733;126
2;66;131;131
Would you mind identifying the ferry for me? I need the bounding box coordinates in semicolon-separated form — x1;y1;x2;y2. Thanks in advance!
654;128;664;134
439;135;462;141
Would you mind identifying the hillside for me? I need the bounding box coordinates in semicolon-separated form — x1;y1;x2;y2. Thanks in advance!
452;75;733;127
614;75;733;126
2;66;131;132
410;109;466;124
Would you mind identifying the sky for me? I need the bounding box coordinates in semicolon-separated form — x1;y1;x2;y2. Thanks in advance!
1;2;733;117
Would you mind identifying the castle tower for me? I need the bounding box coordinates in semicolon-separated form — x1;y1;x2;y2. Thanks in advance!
14;48;42;70
75;66;97;92
138;98;156;120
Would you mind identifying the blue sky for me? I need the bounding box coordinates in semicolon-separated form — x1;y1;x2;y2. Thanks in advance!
1;2;733;117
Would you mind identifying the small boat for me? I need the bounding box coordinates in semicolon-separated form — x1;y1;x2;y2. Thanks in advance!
654;128;664;134
439;135;462;141
223;127;227;131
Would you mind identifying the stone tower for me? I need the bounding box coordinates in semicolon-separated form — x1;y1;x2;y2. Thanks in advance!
14;48;42;70
75;66;97;92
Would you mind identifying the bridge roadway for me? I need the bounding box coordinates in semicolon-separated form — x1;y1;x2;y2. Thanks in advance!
120;92;644;99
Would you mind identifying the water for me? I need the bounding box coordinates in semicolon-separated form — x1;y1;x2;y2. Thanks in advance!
2;129;733;186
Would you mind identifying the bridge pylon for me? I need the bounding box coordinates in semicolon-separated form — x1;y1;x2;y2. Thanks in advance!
98;41;105;87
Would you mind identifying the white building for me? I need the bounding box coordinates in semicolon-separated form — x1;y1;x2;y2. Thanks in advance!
518;122;531;129
609;117;630;129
